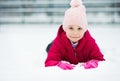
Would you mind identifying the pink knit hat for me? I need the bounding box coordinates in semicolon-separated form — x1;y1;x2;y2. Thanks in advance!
63;0;88;31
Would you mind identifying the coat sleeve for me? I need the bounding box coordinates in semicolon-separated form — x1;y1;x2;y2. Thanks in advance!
84;30;105;61
88;37;105;61
45;39;64;67
45;25;66;67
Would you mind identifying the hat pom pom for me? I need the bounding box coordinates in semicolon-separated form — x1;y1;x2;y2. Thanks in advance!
70;0;82;7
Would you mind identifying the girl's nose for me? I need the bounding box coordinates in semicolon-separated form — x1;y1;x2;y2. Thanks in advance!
73;30;78;35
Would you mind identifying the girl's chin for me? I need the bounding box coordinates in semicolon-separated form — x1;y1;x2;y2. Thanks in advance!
71;40;79;43
70;38;81;42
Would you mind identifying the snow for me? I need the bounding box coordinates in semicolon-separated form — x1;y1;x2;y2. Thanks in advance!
0;24;120;81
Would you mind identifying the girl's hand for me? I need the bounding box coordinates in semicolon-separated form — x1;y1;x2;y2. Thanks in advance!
81;60;99;69
57;61;75;70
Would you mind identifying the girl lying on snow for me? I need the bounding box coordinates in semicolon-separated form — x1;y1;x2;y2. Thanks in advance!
45;0;105;70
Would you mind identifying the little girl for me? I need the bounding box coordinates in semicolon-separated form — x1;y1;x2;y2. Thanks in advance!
45;0;105;70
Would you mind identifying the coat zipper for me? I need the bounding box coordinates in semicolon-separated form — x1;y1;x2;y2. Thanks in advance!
74;48;77;57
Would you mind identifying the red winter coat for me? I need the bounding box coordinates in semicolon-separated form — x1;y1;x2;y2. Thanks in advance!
45;25;105;66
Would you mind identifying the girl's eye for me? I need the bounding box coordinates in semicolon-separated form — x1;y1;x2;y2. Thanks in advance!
78;28;82;30
69;27;73;30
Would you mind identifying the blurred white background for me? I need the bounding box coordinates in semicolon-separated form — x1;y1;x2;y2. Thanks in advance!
0;0;120;81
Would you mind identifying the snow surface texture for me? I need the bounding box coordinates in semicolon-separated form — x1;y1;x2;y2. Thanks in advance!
0;24;120;81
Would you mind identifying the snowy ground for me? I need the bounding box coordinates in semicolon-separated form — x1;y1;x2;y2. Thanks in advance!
0;24;120;81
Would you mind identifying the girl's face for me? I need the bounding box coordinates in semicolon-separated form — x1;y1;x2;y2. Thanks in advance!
65;25;85;43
